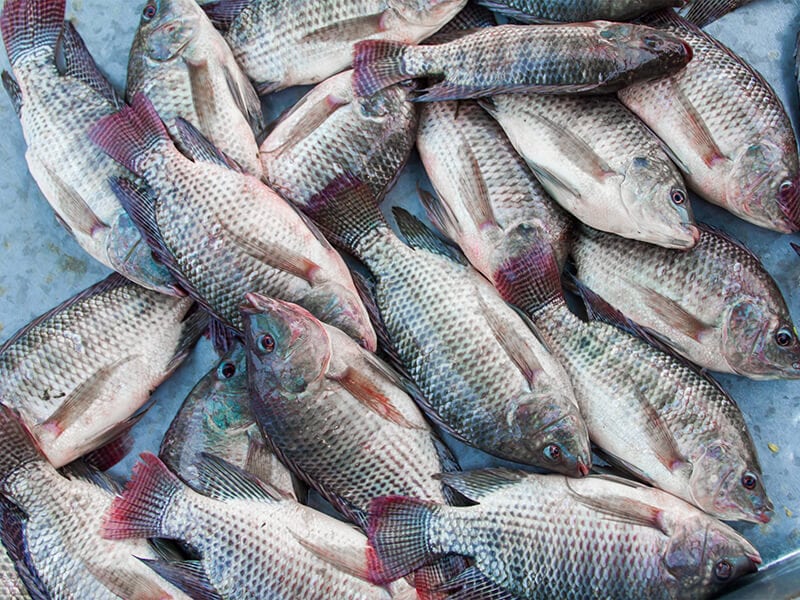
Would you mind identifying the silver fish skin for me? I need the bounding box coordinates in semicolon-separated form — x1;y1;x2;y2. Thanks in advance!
260;70;418;204
298;176;591;477
0;0;178;295
127;0;265;177
0;406;190;599
0;503;30;600
572;224;800;380
367;469;762;600
0;273;203;468
102;453;415;600
159;343;298;499
351;21;693;100
617;11;800;233
476;0;682;23
207;0;467;94
480;92;699;249
89;93;377;351
417;100;569;275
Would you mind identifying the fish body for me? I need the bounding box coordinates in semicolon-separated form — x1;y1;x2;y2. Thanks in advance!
127;0;264;177
0;273;203;467
481;92;698;248
572;224;800;380
260;70;418;204
0;505;30;600
352;21;692;100
211;0;467;93
477;0;682;23
89;94;376;350
367;469;762;599
103;453;412;599
617;11;800;233
0;0;177;294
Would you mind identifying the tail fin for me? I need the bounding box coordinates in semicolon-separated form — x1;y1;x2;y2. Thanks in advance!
88;93;171;178
492;224;565;316
367;495;438;585
352;40;412;97
0;0;65;66
0;405;45;484
101;452;183;540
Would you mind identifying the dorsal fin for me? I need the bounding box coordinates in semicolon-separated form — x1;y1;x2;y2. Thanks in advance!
437;468;528;501
194;453;281;502
391;207;468;265
57;21;123;109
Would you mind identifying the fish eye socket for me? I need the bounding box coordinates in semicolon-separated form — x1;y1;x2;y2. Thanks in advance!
643;36;660;49
741;472;757;490
543;444;562;462
780;180;794;193
257;333;276;354
714;560;733;581
670;189;686;205
217;361;236;380
775;327;794;347
143;2;157;20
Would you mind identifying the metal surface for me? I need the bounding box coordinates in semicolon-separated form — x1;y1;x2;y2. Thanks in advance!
0;0;798;597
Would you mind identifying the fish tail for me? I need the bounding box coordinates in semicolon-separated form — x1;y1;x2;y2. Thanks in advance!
367;495;439;585
0;0;65;66
352;40;412;98
0;405;45;481
88;93;171;178
492;224;565;316
101;452;182;540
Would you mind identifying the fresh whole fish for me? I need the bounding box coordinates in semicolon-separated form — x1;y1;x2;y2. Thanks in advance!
476;0;683;23
127;0;265;177
89;93;376;351
102;452;416;599
0;501;30;600
260;70;418;204
351;21;693;100
367;469;762;599
0;273;204;468
680;0;755;27
617;11;800;233
201;0;468;94
159;343;298;499
0;0;178;294
0;406;191;599
480;92;699;248
572;224;800;380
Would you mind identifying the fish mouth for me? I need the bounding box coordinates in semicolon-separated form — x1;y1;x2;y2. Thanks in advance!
577;458;590;477
681;40;694;63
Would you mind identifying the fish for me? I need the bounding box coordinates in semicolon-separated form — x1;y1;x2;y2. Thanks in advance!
680;0;755;27
260;70;418;205
351;21;693;100
479;92;699;249
89;93;377;351
572;224;800;380
367;469;762;599
476;0;683;23
102;452;416;599
617;11;800;233
159;343;299;499
0;0;178;295
295;174;591;477
0;405;191;599
127;0;265;177
201;0;467;94
0;500;31;600
0;273;204;468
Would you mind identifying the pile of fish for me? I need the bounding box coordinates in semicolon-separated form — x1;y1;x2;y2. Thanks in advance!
0;0;797;597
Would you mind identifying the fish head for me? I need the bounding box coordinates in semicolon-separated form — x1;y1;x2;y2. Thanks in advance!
134;0;201;62
204;342;249;407
722;298;800;379
619;155;699;248
727;141;800;233
300;282;378;352
598;23;692;80
689;443;773;524
240;293;331;394
387;0;469;28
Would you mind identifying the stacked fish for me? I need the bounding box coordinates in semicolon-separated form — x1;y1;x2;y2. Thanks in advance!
0;0;797;597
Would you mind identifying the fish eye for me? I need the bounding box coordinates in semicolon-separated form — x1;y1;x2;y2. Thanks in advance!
714;560;733;581
741;472;758;490
543;444;562;462
257;333;276;354
779;180;794;194
143;2;157;20
217;361;236;380
775;327;794;347
671;189;687;205
643;36;661;49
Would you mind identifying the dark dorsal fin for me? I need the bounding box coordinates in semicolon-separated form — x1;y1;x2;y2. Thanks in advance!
391;207;468;265
57;21;123;109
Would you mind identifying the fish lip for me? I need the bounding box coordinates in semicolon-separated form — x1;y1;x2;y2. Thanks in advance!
747;553;763;566
577;459;590;477
681;40;694;63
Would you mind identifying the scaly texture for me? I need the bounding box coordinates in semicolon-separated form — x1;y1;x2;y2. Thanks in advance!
477;0;681;23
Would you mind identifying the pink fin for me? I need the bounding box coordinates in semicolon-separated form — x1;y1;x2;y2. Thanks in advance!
332;367;421;430
82;430;135;471
352;40;411;98
0;0;65;65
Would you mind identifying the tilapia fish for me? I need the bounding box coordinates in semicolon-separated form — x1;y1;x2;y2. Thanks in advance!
572;224;800;380
480;92;699;248
680;0;755;27
260;70;418;204
0;0;177;294
0;273;204;467
367;469;762;599
127;0;265;177
0;501;30;600
296;175;590;476
352;21;692;100
417;100;571;274
103;453;415;599
476;0;682;23
159;343;298;498
0;406;190;599
89;93;376;351
617;11;800;233
202;0;467;94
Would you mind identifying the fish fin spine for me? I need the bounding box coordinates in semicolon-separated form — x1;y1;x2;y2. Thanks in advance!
352;39;411;97
0;0;65;66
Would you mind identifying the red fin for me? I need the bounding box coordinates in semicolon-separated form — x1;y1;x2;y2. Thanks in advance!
0;0;65;65
352;40;411;98
82;430;135;471
102;452;182;540
332;367;421;430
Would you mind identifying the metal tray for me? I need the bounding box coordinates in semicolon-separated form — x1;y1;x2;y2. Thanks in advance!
0;1;798;597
